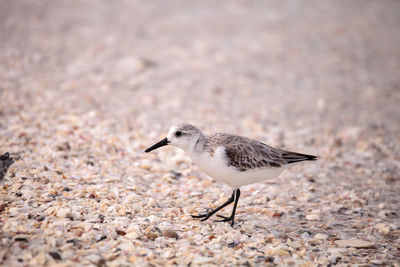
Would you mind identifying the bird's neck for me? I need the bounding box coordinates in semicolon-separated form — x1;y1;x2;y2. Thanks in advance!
190;133;206;153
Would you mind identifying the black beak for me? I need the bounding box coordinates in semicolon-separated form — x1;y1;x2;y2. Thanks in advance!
145;137;169;153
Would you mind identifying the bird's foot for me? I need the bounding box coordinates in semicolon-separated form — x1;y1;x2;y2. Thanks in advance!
214;215;235;226
191;210;213;221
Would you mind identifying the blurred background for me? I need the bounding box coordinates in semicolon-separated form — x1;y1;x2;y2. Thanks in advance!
0;0;399;265
1;0;399;138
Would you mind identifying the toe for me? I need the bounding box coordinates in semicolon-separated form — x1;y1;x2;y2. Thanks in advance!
191;214;206;218
214;217;231;223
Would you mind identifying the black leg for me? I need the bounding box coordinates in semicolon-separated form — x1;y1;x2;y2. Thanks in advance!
191;191;235;221
215;188;241;226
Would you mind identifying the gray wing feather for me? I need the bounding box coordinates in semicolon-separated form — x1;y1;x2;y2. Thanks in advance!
206;133;286;171
206;133;317;172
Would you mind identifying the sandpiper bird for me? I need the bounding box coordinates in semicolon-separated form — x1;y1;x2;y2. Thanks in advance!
145;123;318;226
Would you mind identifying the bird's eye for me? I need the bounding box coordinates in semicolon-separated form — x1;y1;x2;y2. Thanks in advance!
175;131;182;137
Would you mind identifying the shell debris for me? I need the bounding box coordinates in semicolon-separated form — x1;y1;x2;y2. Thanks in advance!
1;0;399;265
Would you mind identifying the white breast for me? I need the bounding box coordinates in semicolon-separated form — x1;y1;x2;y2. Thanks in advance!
188;147;286;188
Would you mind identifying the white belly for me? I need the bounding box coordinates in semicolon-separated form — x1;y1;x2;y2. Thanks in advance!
188;147;286;188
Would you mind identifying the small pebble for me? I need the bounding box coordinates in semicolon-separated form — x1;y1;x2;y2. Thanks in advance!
116;230;126;236
49;251;62;261
335;238;375;249
0;203;8;212
301;232;311;241
306;214;320;221
162;229;179;239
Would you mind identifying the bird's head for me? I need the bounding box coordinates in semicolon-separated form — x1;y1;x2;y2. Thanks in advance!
145;123;202;153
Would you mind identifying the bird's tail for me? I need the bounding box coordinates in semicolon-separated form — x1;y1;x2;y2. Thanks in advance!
279;150;318;164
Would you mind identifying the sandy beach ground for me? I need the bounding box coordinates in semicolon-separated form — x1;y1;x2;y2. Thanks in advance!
1;0;399;265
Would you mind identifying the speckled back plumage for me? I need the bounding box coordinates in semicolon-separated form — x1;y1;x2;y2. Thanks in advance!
202;133;317;171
